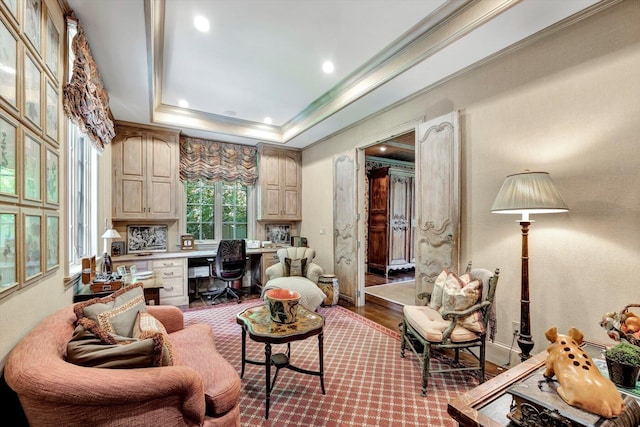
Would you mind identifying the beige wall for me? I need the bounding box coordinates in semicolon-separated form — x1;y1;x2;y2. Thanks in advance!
301;0;640;360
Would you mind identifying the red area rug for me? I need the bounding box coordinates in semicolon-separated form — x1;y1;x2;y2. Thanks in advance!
184;301;481;426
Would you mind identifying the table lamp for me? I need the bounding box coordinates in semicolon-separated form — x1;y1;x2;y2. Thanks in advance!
491;171;568;361
101;225;121;275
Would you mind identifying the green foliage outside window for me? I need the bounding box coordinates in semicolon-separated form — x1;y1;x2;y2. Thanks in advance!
185;180;248;240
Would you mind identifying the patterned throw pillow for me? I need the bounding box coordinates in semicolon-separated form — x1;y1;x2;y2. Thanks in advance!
76;283;147;339
428;270;448;310
440;272;485;333
284;258;307;277
68;287;174;368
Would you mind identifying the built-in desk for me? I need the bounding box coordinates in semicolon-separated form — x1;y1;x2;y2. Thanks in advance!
103;248;280;306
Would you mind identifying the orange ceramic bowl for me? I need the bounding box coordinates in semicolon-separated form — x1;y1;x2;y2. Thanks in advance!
264;289;301;323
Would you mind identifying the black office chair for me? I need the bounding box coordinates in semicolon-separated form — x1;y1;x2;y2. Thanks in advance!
210;239;247;304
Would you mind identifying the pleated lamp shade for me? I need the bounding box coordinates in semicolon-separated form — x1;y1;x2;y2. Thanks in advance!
491;171;568;217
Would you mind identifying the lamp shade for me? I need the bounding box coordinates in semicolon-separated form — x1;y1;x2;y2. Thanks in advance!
491;171;568;216
101;228;122;239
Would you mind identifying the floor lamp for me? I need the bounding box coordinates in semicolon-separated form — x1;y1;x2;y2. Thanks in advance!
491;171;568;362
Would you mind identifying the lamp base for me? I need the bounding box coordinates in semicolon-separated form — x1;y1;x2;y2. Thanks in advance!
518;333;534;362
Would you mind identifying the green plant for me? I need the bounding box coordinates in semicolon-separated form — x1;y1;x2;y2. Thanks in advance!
604;342;640;366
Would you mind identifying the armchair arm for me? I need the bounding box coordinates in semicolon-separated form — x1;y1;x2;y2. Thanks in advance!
305;262;324;284
417;292;432;303
439;300;491;341
265;262;284;281
146;305;184;333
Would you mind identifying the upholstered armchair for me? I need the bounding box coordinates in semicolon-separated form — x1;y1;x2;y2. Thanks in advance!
262;247;327;311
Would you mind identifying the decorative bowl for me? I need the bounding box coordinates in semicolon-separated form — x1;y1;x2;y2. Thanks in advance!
264;289;301;324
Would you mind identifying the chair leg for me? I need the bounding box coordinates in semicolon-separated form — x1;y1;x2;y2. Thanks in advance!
479;340;486;384
400;320;407;358
421;342;431;396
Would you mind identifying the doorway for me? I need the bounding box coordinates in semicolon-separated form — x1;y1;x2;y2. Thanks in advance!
362;131;415;308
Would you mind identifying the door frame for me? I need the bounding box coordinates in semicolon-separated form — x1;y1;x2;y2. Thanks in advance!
356;119;420;306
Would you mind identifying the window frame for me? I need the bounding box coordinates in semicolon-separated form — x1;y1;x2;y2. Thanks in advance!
184;180;254;242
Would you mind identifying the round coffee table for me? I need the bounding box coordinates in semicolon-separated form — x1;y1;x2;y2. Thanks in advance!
236;304;325;419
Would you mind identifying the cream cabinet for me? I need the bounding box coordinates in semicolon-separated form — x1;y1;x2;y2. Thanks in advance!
151;258;188;306
111;257;188;306
257;145;302;221
112;123;180;220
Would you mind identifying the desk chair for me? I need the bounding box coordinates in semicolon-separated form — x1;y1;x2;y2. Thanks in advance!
210;239;246;304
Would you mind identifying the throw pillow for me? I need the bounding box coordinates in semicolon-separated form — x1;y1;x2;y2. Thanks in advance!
284;258;307;277
440;273;485;334
74;283;147;342
441;273;481;312
132;312;174;366
66;324;173;368
428;270;448;310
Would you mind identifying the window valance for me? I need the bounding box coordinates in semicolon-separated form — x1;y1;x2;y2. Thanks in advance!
63;19;115;151
179;137;258;185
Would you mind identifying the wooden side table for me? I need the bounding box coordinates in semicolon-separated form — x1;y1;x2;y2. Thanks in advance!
236;304;325;419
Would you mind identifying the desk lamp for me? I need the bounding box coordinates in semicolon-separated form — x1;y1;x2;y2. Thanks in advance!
491;171;568;361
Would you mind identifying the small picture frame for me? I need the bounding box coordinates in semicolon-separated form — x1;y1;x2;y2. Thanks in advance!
45;214;59;272
111;241;125;257
181;234;194;251
291;236;308;247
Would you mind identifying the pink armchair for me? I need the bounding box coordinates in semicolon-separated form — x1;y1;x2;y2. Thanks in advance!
5;304;241;427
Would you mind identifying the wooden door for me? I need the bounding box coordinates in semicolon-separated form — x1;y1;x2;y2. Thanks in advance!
388;168;413;271
333;151;359;305
367;168;389;274
414;111;460;302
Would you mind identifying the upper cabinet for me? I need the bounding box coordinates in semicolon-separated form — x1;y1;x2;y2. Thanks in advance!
257;144;301;221
112;122;180;220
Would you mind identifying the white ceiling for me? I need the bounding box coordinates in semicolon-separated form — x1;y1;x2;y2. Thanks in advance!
66;0;602;149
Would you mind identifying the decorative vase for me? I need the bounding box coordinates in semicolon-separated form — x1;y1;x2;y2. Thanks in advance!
264;289;301;324
605;356;640;388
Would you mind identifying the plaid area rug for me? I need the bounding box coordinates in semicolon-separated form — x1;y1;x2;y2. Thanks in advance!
184;302;482;426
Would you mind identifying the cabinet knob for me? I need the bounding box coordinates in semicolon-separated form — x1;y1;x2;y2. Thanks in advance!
163;271;174;276
163;286;174;291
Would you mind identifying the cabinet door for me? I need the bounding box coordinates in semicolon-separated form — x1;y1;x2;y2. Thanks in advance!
281;150;301;219
367;168;388;273
258;146;301;220
388;169;413;269
113;131;145;218
146;131;177;218
260;148;282;219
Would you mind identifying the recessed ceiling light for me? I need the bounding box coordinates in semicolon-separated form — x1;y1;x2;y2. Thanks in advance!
264;117;273;125
379;146;387;152
178;99;188;108
194;15;210;32
322;61;334;74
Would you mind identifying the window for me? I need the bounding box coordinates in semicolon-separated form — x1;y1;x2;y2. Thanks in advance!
67;122;97;269
67;20;97;272
185;180;251;240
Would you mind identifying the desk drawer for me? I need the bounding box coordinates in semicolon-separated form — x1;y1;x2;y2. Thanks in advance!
155;267;183;280
152;259;184;269
159;277;184;298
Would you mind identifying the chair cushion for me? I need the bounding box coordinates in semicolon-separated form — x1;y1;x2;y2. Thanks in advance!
284;257;307;277
403;305;480;343
262;276;326;311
